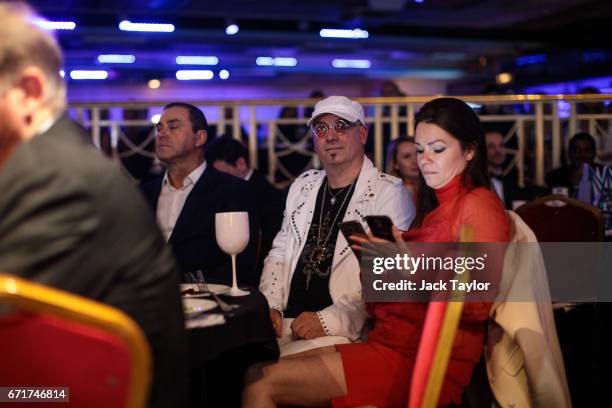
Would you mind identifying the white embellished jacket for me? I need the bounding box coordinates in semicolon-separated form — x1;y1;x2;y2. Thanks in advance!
259;157;415;341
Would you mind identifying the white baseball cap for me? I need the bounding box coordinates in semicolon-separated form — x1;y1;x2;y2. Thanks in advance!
307;96;365;127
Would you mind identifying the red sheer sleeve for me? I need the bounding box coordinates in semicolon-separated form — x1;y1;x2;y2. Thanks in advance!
455;188;509;242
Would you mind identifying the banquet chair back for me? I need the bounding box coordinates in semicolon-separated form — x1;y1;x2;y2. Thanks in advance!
0;274;151;408
515;194;604;242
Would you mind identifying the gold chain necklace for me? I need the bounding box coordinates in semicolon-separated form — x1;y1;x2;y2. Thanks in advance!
312;178;355;257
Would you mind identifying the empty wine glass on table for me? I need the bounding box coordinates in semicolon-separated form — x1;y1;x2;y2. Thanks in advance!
215;211;250;296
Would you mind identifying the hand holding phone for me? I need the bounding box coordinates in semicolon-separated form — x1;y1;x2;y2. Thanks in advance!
364;215;395;242
339;221;367;246
339;221;368;261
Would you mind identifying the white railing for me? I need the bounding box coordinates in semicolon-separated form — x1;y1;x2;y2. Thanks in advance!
69;94;612;187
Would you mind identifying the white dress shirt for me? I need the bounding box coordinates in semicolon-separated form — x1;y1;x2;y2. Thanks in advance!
491;177;505;203
157;161;207;241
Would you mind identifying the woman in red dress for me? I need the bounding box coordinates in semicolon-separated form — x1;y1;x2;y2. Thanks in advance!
242;97;510;408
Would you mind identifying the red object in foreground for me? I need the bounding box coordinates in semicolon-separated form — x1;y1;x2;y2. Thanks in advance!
0;311;131;407
407;301;448;408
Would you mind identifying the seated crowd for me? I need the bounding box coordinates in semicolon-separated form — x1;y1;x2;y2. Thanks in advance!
0;3;599;408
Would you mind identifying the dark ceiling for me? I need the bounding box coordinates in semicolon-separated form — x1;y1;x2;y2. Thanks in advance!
27;0;612;89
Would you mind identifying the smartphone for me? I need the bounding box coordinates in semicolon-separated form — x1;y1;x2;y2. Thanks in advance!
364;215;395;241
339;221;367;246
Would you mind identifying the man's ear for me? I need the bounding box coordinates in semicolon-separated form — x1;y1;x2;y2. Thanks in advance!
11;67;46;122
19;67;46;108
195;129;207;147
359;124;368;145
236;157;249;172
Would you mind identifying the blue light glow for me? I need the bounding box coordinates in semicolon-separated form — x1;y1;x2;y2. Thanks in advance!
256;57;274;66
97;54;136;64
515;54;547;66
274;57;297;66
320;28;369;39
118;20;174;32
70;70;109;80
219;70;230;80
33;19;76;30
331;59;371;69
226;24;239;35
175;70;214;80
256;57;297;66
583;52;606;62
175;56;219;65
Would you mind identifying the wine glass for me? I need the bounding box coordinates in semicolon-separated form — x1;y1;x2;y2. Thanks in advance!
215;211;250;296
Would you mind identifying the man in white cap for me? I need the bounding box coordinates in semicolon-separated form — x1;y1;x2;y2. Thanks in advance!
259;96;414;355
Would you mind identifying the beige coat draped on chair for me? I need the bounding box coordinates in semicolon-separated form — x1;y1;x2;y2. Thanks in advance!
486;211;572;408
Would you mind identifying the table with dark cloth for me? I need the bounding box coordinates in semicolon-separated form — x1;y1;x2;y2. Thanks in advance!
187;287;279;407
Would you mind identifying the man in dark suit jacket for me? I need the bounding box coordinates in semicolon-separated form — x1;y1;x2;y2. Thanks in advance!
546;132;600;198
0;5;187;406
486;128;524;208
204;135;286;277
141;103;260;286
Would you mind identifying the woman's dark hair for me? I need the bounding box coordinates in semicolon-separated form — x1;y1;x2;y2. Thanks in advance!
412;97;490;227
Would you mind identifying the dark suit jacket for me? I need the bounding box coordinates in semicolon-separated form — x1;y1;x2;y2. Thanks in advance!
493;175;548;209
0;116;188;408
247;170;286;275
545;164;604;198
141;165;260;286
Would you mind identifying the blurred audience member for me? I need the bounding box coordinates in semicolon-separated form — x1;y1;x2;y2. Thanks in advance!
141;102;260;285
304;89;325;119
386;136;419;198
0;4;188;407
278;106;303;142
207;106;248;142
577;86;612;166
486;128;518;207
366;80;408;164
486;127;548;208
117;108;159;184
273;105;313;187
546;132;599;197
205;135;286;277
478;84;524;183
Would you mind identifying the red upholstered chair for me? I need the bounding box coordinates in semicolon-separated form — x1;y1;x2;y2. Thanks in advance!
0;274;151;408
517;195;604;407
515;194;604;242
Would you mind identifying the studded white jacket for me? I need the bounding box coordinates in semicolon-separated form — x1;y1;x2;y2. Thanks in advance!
259;157;415;341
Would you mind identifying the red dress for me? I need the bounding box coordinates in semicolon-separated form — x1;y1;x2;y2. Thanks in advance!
333;175;509;408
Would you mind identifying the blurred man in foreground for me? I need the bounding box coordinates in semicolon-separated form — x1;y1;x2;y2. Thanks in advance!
0;4;187;406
